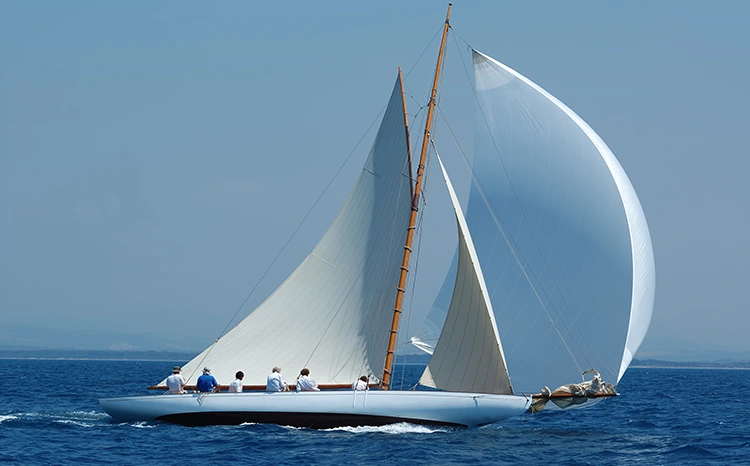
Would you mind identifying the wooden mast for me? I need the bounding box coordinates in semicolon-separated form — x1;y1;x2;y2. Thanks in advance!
381;3;452;390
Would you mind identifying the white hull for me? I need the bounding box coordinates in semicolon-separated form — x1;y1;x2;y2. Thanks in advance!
100;390;531;428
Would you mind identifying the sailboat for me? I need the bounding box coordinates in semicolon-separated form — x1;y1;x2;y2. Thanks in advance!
100;4;654;428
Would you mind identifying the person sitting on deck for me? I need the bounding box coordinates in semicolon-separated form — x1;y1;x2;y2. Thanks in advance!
166;365;187;394
196;367;220;393
352;375;369;391
296;368;320;392
266;366;288;392
229;371;244;393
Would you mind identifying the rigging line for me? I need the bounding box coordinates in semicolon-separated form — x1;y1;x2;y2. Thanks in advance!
403;78;435;162
447;25;472;51
405;93;425;110
403;24;448;150
403;22;445;104
410;106;425;127
434;105;584;374
407;101;429;186
449;33;605;372
190;104;393;377
404;24;444;79
418;29;448;208
402;23;446;119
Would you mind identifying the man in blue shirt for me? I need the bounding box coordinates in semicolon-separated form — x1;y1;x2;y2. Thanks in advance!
196;367;220;393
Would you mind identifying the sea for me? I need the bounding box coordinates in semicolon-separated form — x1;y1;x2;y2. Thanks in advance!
1;358;748;465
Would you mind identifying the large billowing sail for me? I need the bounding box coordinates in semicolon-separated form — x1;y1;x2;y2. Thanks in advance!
414;50;655;394
419;154;513;395
170;77;412;387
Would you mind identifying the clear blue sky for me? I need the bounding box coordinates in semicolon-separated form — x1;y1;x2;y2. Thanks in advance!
1;1;748;353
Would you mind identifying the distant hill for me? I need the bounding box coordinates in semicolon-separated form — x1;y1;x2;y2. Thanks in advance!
635;335;750;363
0;323;207;353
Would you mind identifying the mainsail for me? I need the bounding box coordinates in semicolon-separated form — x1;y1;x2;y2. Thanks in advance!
170;77;413;387
419;154;513;395
413;50;655;394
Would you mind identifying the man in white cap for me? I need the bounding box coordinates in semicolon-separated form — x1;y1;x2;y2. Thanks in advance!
196;367;220;393
166;366;187;394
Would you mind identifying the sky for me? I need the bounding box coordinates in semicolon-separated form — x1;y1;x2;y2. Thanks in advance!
1;1;748;355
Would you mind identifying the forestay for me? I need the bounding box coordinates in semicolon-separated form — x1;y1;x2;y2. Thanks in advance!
419;154;513;395
167;77;413;387
413;50;655;394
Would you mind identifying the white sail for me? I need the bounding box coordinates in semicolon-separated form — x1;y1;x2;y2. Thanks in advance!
170;77;412;387
414;50;655;394
419;153;513;395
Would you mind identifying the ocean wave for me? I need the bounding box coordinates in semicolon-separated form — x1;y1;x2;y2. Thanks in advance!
664;445;718;459
626;419;659;428
0;415;18;424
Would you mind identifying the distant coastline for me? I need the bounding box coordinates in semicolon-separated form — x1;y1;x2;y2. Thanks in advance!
0;348;198;362
631;359;750;370
2;349;749;369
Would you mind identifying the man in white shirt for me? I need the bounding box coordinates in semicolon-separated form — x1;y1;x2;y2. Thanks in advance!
296;368;320;392
229;371;244;393
266;366;288;392
166;366;187;394
352;375;369;391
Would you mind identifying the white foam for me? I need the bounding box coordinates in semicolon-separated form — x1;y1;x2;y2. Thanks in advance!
54;419;95;428
0;415;18;424
66;410;110;420
129;422;156;429
8;410;111;425
280;425;303;431
324;422;448;434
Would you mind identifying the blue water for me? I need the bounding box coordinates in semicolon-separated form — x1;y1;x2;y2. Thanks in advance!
1;359;749;465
